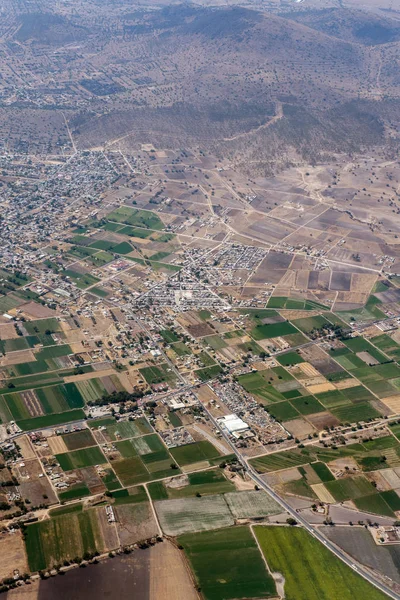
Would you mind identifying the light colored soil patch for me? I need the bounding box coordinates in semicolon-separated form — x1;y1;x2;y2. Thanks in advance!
22;390;43;418
302;464;321;485
149;539;198;600
0;531;28;580
283;310;320;320
230;473;256;491
352;273;378;294
181;461;210;473
196;385;218;404
357;351;379;365
311;483;336;503
63;369;116;384
95;506;120;551
335;378;361;390
116;371;131;392
307;382;336;395
1;350;35;365
379;468;400;490
276;468;303;484
0;324;18;339
47;435;68;455
283;418;315;438
327;457;359;471
368;470;392;492
16;434;36;460
225;490;281;519
154;495;234;536
6;585;39;600
381;395;400;414
68;342;86;354
188;423;230;454
298;362;320;378
22;303;57;319
116;502;158;546
303;376;328;388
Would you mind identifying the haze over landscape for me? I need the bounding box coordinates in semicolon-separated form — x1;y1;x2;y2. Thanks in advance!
3;0;400;598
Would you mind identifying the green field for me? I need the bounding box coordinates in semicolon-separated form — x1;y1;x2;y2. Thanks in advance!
251;321;297;340
291;396;325;415
250;451;309;473
24;318;61;335
17;409;86;431
107;206;164;230
354;493;396;517
324;476;375;502
310;462;335;482
62;429;96;451
276;351;304;366
148;469;235;500
104;417;152;440
58;483;91;501
112;445;179;486
254;526;388;600
266;401;299;421
139;364;177;385
179;527;276;600
160;329;180;343
4;383;84;423
56;446;106;471
170;441;221;466
25;509;101;571
331;402;381;424
195;365;223;382
292;315;330;333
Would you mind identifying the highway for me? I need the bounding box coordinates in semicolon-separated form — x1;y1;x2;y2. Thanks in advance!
201;395;400;600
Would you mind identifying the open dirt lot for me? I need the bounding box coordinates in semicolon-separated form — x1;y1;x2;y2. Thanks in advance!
149;540;198;600
17;435;36;460
47;436;68;455
0;531;28;580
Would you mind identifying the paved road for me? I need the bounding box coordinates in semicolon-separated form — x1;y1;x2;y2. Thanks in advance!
201;399;400;600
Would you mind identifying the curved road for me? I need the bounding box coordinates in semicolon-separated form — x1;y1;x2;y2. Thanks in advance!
202;400;400;600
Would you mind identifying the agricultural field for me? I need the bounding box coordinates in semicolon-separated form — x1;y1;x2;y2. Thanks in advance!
25;509;104;571
179;527;277;600
139;364;177;386
250;434;400;517
148;468;235;499
106;206;164;231
254;527;389;600
169;440;222;466
112;439;179;486
154;495;234;535
56;446;107;471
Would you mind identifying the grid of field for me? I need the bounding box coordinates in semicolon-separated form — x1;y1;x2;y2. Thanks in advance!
179;527;276;600
4;382;84;422
254;526;388;600
112;444;179;487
